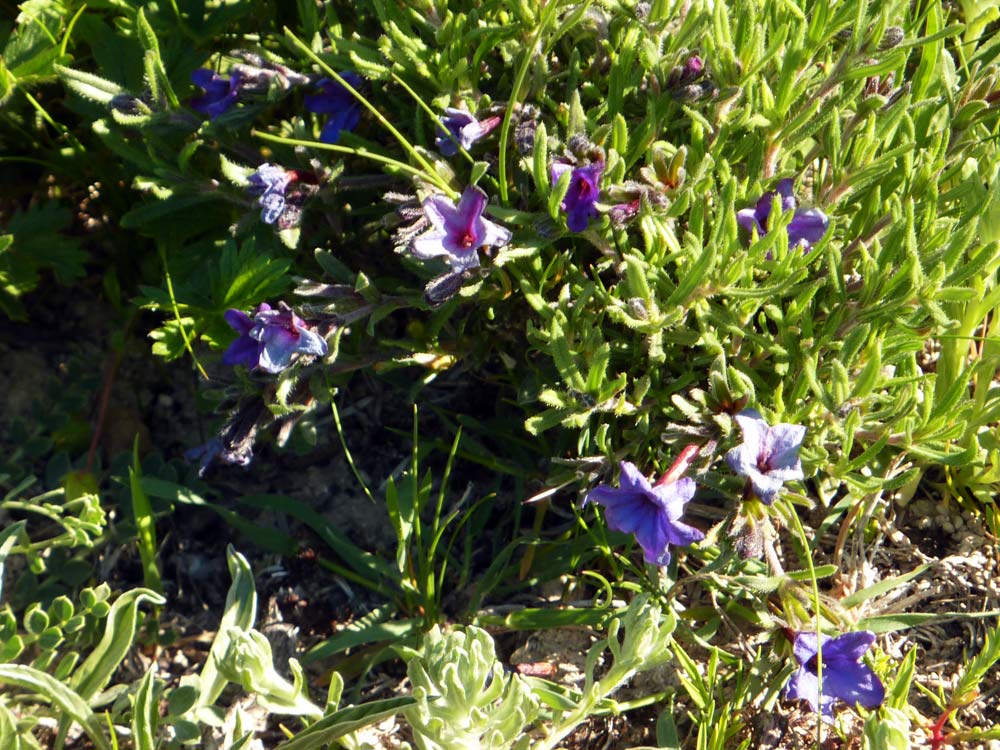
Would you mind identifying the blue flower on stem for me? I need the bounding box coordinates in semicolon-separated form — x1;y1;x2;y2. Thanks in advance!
190;69;244;119
550;161;604;232
246;164;294;224
435;108;502;156
785;630;885;719
221;302;327;373
726;408;805;505
184;437;252;477
736;178;829;251
584;459;704;566
411;186;512;272
304;73;363;144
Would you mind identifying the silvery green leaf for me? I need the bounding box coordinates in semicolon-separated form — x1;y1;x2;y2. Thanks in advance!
55;65;124;105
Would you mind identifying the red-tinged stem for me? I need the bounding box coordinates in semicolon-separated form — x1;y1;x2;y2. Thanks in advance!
655;444;699;487
928;708;954;750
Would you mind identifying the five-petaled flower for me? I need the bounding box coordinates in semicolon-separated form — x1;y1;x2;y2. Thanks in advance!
584;460;704;566
304;73;363;144
411;186;512;272
551;161;604;232
222;302;327;373
785;630;885;720
435;108;502;156
726;408;805;505
190;69;244;119
736;178;829;251
246;164;294;225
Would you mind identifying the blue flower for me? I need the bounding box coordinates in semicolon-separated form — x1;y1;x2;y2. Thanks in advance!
250;303;328;374
584;461;704;566
736;178;829;251
246;164;293;224
725;409;805;505
550;161;604;232
435;108;501;156
184;437;252;477
785;631;885;719
410;186;512;272
221;302;327;373
190;69;243;119
304;73;363;144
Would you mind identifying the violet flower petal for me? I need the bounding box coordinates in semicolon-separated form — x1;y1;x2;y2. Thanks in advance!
787;208;830;248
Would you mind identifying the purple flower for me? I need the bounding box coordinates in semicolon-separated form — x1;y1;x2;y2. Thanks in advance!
785;631;885;719
411;186;512;271
221;302;327;373
190;69;243;119
222;304;269;368
246;164;293;224
725;409;805;505
584;461;704;566
304;73;363;144
435;108;501;156
250;304;328;373
551;161;604;232
736;178;829;251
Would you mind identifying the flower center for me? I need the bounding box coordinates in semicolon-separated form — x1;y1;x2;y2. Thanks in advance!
457;229;476;248
806;654;821;674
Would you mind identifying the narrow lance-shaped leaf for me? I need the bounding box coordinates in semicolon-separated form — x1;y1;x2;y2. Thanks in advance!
0;665;111;750
187;546;257;713
70;588;165;700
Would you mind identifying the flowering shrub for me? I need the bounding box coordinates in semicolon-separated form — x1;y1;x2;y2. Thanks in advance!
3;0;1000;748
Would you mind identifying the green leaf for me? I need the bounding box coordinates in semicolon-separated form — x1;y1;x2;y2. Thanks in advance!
187;546;257;713
273;696;418;750
532;121;549;198
548;167;572;221
131;669;158;750
70;588;165;700
840;564;931;610
858;610;1000;634
130;441;162;596
0;664;111;750
55;64;124;104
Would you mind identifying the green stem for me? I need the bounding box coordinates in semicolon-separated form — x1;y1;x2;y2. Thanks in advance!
783;497;824;746
252;130;452;193
283;27;456;198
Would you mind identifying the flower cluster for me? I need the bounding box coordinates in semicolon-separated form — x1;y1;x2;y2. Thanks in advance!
222;302;327;374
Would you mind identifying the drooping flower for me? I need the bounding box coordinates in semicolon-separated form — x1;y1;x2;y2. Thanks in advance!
185;437;252;477
304;73;363;144
584;460;704;566
726;408;805;505
435;108;501;156
190;68;244;119
410;186;512;272
551;161;604;232
736;178;829;251
221;302;327;373
785;631;885;719
246;164;294;224
249;303;328;374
